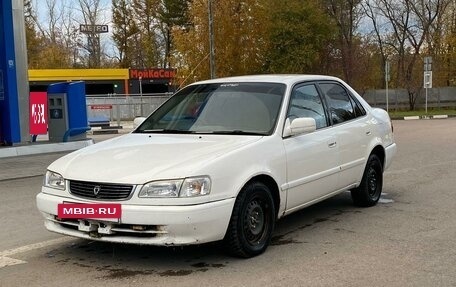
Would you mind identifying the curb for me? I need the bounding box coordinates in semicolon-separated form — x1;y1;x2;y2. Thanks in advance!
0;139;94;159
391;114;454;120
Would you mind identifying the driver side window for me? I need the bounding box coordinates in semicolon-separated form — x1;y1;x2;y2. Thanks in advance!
288;84;328;129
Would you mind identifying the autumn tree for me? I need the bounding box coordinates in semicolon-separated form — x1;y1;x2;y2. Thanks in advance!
172;0;270;84
363;0;450;110
24;0;42;68
214;0;270;76
61;1;84;67
78;0;108;68
171;0;209;82
325;0;363;85
351;36;384;94
24;0;112;68
444;16;456;85
112;0;139;67
263;0;334;74
23;0;456;106
427;0;455;86
29;0;74;68
157;0;190;68
130;0;162;68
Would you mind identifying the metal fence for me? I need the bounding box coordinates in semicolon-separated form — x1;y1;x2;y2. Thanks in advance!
86;88;456;125
363;87;456;110
86;93;172;124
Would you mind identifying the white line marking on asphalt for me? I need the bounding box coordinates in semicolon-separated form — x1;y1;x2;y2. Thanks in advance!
0;257;27;268
0;237;73;268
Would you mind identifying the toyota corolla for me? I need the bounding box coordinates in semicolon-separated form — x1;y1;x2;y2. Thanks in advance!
36;75;397;258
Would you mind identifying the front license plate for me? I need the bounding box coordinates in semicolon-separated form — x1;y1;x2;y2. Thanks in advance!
57;203;121;220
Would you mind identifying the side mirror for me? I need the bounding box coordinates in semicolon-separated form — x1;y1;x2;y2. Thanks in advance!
283;117;316;137
133;117;146;129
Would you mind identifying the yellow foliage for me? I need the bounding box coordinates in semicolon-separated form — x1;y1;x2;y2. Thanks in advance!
172;0;269;86
34;44;73;69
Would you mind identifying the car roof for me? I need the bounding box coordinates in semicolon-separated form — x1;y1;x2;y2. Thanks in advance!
193;74;342;86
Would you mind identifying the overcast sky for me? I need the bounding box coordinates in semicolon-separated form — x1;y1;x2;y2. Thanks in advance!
34;0;112;25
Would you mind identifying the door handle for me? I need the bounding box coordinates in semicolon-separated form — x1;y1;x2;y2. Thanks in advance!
328;141;337;148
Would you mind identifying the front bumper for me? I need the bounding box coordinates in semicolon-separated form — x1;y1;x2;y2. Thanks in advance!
36;192;235;245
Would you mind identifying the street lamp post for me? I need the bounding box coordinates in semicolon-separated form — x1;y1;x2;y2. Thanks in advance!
208;0;216;79
139;76;143;116
385;61;390;112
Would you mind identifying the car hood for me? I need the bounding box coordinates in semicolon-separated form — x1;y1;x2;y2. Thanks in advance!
48;133;262;184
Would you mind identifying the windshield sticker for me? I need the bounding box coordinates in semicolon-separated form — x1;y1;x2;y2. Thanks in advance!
220;83;239;87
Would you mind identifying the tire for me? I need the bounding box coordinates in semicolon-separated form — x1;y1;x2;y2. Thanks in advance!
224;182;276;258
351;154;383;207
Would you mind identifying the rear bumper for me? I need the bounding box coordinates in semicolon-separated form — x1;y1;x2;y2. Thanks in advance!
36;192;235;245
384;143;397;171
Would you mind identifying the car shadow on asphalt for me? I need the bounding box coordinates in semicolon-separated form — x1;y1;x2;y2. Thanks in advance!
40;192;366;279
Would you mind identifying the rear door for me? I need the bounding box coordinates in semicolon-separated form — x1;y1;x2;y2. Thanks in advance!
318;81;371;189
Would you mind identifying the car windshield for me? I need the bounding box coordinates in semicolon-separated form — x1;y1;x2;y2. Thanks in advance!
135;82;286;135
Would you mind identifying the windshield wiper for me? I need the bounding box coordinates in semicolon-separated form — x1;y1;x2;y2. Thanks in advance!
211;130;267;136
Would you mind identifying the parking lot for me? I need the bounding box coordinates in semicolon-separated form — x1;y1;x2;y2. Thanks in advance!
1;119;455;287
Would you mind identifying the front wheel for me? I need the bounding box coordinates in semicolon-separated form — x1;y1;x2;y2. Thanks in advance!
224;182;275;258
351;154;383;207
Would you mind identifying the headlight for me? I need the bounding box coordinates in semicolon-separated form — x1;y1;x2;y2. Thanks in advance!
180;177;211;197
138;179;183;198
138;176;211;198
44;171;65;190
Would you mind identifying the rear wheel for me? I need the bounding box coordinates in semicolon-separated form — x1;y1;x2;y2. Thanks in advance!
351;154;383;207
224;182;275;258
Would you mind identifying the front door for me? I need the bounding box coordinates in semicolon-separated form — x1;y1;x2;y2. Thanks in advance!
283;83;339;214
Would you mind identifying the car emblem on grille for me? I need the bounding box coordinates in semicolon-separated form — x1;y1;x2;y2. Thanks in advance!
93;186;101;196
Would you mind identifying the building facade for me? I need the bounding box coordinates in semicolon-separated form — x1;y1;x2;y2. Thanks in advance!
28;68;177;96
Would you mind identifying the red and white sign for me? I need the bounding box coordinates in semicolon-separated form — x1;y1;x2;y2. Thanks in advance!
57;203;122;219
29;92;48;135
90;104;112;110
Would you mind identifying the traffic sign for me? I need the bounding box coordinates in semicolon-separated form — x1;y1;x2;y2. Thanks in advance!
385;61;390;82
424;71;432;88
424;56;432;71
423;56;433;114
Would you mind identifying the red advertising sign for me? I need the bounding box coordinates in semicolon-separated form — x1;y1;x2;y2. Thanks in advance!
129;68;177;79
29;92;48;135
57;203;122;219
90;104;112;110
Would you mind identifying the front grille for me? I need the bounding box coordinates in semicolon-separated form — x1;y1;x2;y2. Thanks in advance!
69;180;134;200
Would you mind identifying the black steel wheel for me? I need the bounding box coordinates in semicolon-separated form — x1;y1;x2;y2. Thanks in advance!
224;182;275;258
351;154;383;207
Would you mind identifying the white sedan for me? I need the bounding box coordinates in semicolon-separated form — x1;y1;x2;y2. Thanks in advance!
36;75;396;258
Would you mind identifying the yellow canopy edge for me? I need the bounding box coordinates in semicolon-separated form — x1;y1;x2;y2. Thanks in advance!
28;69;130;81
